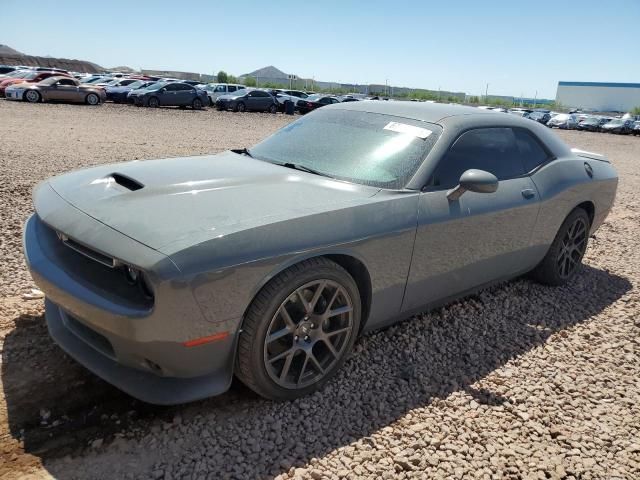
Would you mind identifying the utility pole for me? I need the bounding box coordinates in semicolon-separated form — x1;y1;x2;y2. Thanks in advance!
385;78;388;97
485;83;489;103
533;90;538;108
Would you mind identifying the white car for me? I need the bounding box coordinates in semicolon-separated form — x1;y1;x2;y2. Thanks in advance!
201;83;247;106
547;113;578;130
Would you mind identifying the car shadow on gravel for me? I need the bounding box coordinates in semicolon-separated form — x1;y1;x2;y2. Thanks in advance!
2;264;632;478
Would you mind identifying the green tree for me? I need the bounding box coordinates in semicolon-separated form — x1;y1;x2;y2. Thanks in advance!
216;70;228;83
243;76;256;87
632;106;640;115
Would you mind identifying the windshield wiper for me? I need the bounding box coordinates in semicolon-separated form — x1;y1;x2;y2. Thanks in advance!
232;147;254;158
278;162;334;179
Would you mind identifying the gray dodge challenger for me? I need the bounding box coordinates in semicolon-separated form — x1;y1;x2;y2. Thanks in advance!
23;102;617;404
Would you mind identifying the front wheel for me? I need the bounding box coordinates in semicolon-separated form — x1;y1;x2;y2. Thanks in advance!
236;258;361;400
147;96;159;108
25;90;41;103
236;102;246;113
530;208;590;286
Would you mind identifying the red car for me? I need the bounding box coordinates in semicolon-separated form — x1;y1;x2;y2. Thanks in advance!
0;71;70;97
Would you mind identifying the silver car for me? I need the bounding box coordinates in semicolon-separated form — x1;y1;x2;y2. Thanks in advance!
23;102;617;404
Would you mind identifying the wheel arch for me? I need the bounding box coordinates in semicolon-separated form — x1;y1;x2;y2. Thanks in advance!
241;251;373;335
574;200;595;226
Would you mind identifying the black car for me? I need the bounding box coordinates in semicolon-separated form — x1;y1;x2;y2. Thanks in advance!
632;121;640;136
215;89;278;113
128;81;208;109
601;119;634;134
296;94;340;114
527;111;551;125
576;117;605;132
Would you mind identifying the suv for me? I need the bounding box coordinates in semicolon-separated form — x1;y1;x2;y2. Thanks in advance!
202;83;246;106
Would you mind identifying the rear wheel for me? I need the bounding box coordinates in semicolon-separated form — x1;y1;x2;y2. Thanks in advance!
236;258;361;400
531;208;590;286
85;93;100;105
268;103;278;114
236;102;246;113
192;98;203;110
148;96;159;108
25;90;41;103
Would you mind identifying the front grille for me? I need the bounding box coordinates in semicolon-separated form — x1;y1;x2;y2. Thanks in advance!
62;311;115;359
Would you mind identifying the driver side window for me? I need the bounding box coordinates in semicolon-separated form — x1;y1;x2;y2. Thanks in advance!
427;128;525;190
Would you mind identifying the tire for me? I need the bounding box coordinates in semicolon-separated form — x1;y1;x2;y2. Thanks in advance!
268;103;278;114
148;96;159;108
85;93;100;105
192;98;203;110
236;102;246;113
25;90;41;103
530;208;591;286
208;97;214;107
236;257;361;400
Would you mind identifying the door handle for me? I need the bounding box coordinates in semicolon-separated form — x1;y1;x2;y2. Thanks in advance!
521;189;535;199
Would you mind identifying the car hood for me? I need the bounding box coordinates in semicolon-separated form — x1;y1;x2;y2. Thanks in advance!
44;151;381;255
602;123;621;129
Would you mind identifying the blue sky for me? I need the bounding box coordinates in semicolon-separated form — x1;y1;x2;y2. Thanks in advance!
3;0;638;98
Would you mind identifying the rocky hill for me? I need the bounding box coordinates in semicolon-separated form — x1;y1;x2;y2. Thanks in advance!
0;44;103;73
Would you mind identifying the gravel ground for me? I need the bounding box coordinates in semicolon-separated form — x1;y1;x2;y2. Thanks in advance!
0;101;638;480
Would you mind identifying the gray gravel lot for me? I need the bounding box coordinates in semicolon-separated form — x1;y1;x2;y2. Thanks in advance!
0;101;638;479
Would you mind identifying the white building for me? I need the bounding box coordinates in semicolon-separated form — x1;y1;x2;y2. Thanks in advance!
556;81;640;112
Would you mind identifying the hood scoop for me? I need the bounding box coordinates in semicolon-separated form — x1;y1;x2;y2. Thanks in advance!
111;173;144;191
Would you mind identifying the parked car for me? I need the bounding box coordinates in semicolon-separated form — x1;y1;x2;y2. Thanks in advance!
576;117;608;132
215;89;278;113
5;76;106;104
271;91;302;112
296;94;341;114
105;80;156;103
128;82;208;109
0;65;18;75
547;113;578;129
340;96;360;102
201;83;247;106
632;121;640;136
0;70;68;97
80;75;113;84
22;102;617;404
527;111;551;125
601;118;634;134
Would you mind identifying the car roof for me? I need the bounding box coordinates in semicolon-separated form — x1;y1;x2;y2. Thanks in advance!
325;100;513;124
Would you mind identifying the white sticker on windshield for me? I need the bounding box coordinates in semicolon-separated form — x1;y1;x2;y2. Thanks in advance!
384;121;432;139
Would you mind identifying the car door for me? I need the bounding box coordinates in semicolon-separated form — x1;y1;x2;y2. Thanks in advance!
174;84;192;105
160;83;178;105
48;78;78;101
403;127;541;311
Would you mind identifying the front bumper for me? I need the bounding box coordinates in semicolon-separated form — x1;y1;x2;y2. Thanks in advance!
45;299;234;404
23;187;241;404
4;88;24;101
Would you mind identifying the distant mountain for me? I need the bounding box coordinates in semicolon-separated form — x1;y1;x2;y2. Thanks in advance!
243;65;289;79
0;44;22;55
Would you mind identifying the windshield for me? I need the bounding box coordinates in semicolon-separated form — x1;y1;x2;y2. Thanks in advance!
554;114;571;121
607;119;623;125
249;109;441;189
141;81;167;91
306;94;325;101
582;118;598;124
123;80;146;89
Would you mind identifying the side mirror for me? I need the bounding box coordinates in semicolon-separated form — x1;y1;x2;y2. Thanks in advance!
447;169;498;201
